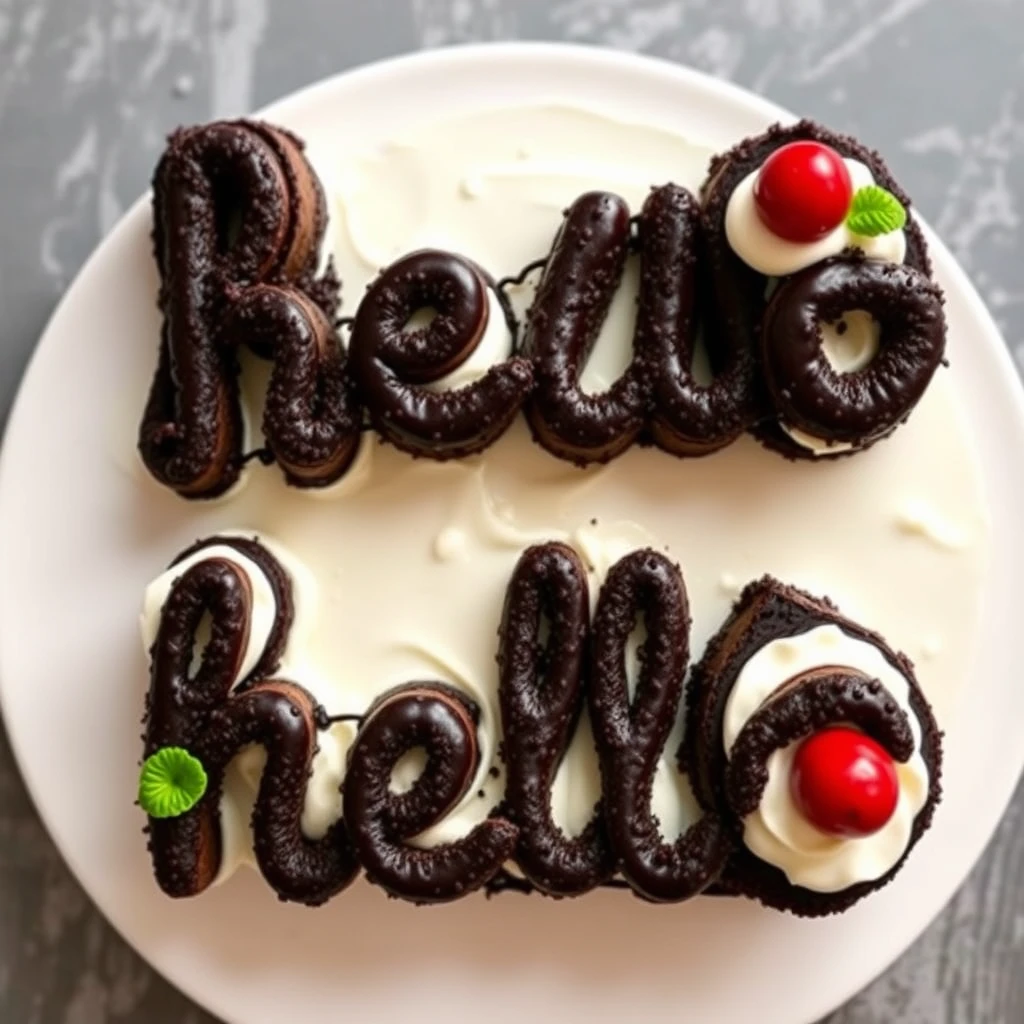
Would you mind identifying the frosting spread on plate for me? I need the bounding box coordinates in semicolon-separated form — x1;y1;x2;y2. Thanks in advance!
139;105;989;888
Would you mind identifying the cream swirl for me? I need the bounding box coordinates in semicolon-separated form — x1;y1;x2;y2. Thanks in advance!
725;159;906;277
723;625;930;893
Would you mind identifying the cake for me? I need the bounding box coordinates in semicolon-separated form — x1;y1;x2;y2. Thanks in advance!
134;106;987;916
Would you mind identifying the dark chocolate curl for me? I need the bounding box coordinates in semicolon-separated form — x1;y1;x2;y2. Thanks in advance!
225;285;361;486
498;543;614;895
139;119;337;498
343;683;518;903
589;549;730;901
640;184;760;455
349;249;533;459
194;681;360;906
519;192;648;464
725;667;916;817
761;257;946;446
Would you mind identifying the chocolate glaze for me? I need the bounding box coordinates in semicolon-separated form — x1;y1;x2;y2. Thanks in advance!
589;549;729;901
640;184;761;455
760;256;945;447
139;119;339;498
686;576;943;916
343;683;518;903
725;667;916;816
143;538;359;904
171;534;294;686
519;192;648;464
223;285;362;486
144;555;257;897
349;249;534;459
194;680;359;906
497;543;614;896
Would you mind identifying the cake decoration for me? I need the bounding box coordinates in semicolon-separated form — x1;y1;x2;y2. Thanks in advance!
752;140;854;243
845;185;907;238
686;577;941;916
589;549;730;901
343;683;518;903
349;249;533;459
519;191;647;464
137;116;949;495
138;119;356;499
138;746;208;819
789;727;900;838
640;183;761;456
134;108;962;918
706;119;943;459
498;542;615;896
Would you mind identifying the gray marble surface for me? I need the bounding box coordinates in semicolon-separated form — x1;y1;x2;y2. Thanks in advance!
0;1;1022;1021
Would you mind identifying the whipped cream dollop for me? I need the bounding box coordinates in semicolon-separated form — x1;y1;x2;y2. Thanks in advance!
722;624;930;893
425;287;514;391
725;159;906;277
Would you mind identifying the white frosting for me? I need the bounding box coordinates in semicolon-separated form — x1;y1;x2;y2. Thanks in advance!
139;105;987;892
723;625;930;893
725;159;907;277
425;288;513;392
895;498;969;551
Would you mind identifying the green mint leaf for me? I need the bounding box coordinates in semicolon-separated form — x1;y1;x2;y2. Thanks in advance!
138;746;208;818
845;185;907;238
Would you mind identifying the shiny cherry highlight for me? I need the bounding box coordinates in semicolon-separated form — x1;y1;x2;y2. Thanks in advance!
753;141;853;243
790;727;899;838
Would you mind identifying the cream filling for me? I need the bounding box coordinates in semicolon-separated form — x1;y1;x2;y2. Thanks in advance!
723;624;930;893
725;158;907;277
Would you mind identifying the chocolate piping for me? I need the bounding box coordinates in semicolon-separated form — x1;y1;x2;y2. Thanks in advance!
171;534;294;686
343;683;518;903
497;543;614;895
348;249;534;459
589;549;730;901
519;192;648;464
224;284;362;487
760;256;946;445
144;556;255;897
193;680;359;906
139;119;339;498
724;667;916;816
639;184;760;455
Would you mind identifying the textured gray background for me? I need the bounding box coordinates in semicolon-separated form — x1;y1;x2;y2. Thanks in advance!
0;1;1022;1022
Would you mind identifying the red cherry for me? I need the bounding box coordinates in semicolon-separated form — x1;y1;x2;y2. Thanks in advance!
753;141;853;243
790;727;899;838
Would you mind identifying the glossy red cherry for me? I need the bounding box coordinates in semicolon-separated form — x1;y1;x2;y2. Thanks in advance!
753;141;853;243
790;727;899;838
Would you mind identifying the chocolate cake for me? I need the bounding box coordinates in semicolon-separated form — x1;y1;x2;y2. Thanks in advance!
686;577;942;916
133;110;969;919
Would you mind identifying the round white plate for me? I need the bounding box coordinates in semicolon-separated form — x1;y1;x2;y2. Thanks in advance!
2;43;1023;1024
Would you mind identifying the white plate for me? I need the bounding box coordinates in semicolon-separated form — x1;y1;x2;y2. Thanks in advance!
1;43;1023;1024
